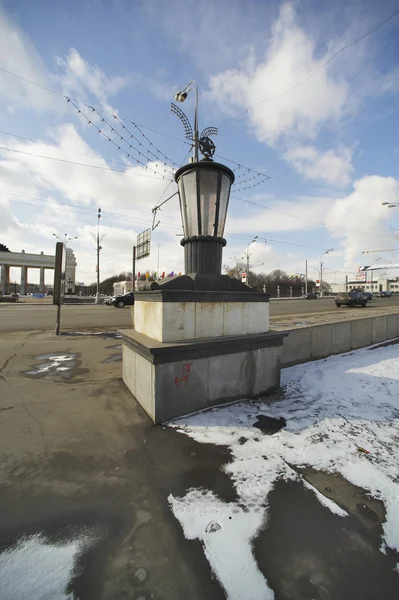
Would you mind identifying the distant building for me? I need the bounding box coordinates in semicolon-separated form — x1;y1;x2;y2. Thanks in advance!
331;278;399;294
113;280;133;295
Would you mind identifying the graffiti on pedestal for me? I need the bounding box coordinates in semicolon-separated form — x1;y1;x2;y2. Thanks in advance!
174;363;193;388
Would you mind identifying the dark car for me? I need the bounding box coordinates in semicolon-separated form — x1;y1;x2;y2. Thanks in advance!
362;292;373;301
335;291;367;308
112;291;135;308
302;292;318;300
378;291;392;297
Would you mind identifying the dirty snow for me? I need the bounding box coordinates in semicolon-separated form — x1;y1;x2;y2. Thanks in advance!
169;342;399;599
0;532;97;599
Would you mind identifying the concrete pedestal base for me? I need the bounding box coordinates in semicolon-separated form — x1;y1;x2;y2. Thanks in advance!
120;328;287;423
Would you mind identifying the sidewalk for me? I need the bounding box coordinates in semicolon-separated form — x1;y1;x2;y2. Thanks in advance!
1;330;399;599
0;331;222;600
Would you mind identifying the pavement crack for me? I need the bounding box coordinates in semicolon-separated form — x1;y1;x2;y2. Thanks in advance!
142;425;173;497
0;375;48;456
0;353;16;374
22;404;48;456
0;331;37;374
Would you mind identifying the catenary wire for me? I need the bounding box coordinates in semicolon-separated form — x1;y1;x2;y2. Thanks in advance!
219;8;399;127
0;145;174;181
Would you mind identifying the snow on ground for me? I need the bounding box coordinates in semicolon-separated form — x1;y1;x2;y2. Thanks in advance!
169;342;399;600
0;531;100;600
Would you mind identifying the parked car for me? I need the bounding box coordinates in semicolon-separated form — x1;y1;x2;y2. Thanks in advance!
104;296;113;306
377;291;392;297
301;292;318;300
335;291;367;308
112;291;135;308
10;293;19;298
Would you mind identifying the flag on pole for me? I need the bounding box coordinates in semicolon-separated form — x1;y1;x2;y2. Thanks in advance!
138;272;141;279
162;272;165;278
145;271;149;279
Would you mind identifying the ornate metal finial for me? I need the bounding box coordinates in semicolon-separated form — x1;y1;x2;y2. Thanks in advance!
171;82;218;161
171;103;193;141
199;136;216;159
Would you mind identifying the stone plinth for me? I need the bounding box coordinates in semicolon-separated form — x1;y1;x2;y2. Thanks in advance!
120;328;287;423
121;288;286;423
133;290;269;343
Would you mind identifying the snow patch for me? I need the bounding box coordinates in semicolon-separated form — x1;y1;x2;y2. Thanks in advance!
0;532;97;599
170;489;273;600
168;343;399;597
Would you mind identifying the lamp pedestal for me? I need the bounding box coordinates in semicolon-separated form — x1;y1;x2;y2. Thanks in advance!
180;236;226;274
120;287;287;423
120;158;288;423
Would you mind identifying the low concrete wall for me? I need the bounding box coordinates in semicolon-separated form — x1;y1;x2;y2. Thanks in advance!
281;312;399;367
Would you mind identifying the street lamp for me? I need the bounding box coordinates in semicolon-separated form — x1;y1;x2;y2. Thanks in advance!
174;80;199;162
320;248;333;298
244;236;258;287
95;208;102;304
175;161;235;274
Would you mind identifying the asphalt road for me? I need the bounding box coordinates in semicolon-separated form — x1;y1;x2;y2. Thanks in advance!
0;297;398;333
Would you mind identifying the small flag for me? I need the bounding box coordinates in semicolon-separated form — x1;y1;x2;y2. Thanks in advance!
138;272;141;278
145;271;149;279
178;272;182;276
162;272;165;278
153;272;157;279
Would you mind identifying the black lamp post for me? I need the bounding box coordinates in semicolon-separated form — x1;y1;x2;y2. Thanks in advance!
175;160;235;275
144;80;253;292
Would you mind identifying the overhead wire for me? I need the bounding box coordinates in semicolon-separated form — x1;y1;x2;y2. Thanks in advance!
231;194;389;238
86;103;176;170
0;188;179;228
218;8;399;127
65;98;174;178
4;196;181;232
0;129;175;174
228;232;327;251
0;145;173;180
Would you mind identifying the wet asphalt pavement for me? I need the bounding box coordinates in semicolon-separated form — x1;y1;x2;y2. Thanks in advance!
1;331;399;599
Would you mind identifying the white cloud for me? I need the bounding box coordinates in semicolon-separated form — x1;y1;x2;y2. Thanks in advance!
205;3;398;186
206;4;348;145
284;145;354;186
0;123;183;283
326;175;399;265
226;196;329;234
0;8;57;111
56;48;129;114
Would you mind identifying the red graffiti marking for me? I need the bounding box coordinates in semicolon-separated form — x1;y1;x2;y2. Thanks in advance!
173;366;192;388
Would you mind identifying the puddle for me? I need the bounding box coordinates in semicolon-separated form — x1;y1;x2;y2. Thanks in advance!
102;344;122;364
102;354;122;364
253;415;286;434
62;332;122;340
23;352;88;380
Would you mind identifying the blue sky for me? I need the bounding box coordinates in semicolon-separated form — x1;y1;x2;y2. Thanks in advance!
1;0;399;285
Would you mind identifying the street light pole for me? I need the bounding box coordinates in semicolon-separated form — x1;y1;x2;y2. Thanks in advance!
95;208;102;304
174;80;199;162
244;236;258;287
320;248;333;298
305;260;308;295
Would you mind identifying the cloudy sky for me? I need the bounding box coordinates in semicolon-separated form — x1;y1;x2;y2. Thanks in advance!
1;0;399;286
